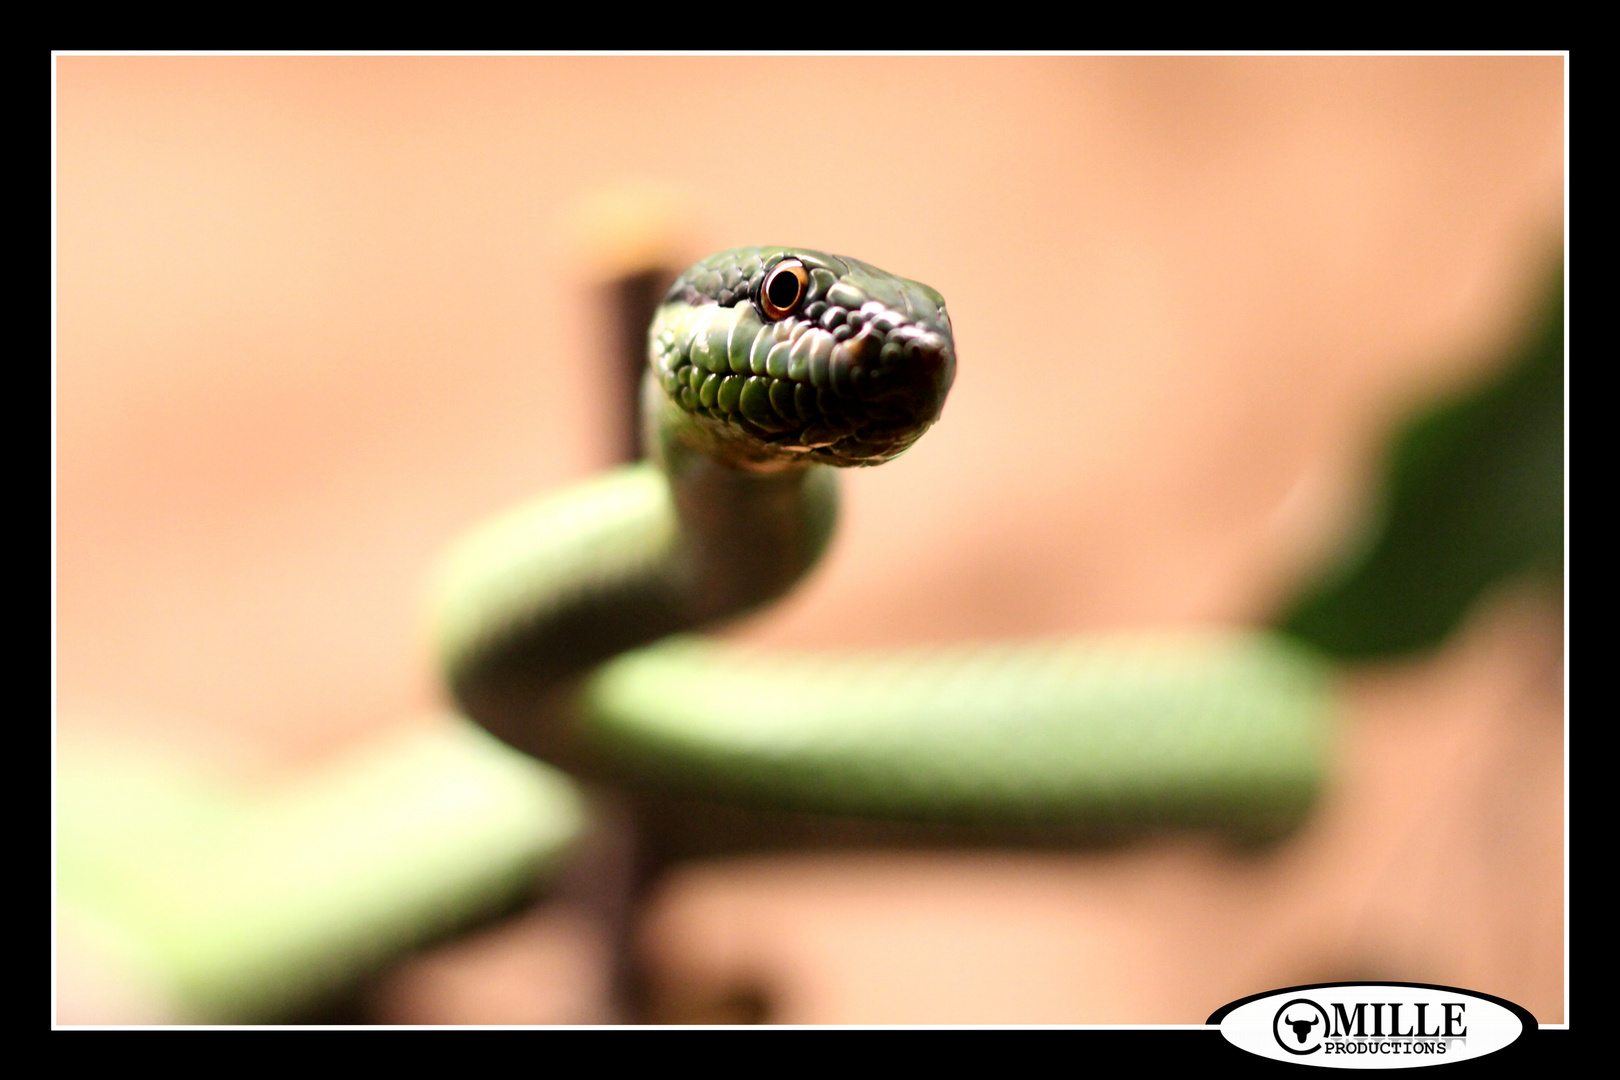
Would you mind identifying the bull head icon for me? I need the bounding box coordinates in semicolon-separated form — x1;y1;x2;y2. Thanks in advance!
1283;1013;1320;1043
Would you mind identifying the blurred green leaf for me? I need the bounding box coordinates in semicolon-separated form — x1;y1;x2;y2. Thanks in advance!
1274;258;1564;659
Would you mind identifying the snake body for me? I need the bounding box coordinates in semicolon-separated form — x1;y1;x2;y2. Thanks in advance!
433;247;1328;835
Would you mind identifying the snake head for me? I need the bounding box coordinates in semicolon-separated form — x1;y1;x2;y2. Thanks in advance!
651;247;956;469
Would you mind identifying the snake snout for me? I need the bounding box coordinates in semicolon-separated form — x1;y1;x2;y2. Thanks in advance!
860;325;954;418
809;325;953;465
901;328;955;416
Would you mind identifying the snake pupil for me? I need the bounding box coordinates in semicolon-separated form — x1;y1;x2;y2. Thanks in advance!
767;272;799;308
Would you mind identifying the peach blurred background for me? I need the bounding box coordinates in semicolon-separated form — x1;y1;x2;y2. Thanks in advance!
55;55;1564;1024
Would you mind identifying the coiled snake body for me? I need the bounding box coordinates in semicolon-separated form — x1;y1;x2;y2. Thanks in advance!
432;248;1327;835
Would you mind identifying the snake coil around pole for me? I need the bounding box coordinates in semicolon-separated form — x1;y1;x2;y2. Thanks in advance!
431;247;1330;838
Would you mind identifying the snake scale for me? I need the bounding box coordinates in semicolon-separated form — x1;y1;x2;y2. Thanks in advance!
431;247;1329;836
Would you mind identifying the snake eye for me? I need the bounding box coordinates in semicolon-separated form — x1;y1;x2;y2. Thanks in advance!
760;259;809;320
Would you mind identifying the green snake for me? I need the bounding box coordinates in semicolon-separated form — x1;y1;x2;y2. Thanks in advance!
53;250;1552;1022
431;247;1329;836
